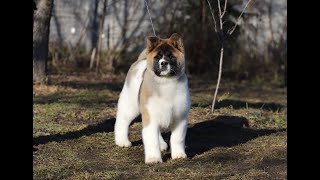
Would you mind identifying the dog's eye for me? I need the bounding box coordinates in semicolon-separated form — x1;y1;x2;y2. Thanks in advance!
170;55;176;60
155;54;162;59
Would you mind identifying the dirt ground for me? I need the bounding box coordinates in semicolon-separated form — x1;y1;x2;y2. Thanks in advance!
33;73;287;179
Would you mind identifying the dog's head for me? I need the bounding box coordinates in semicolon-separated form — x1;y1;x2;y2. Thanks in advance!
146;33;185;77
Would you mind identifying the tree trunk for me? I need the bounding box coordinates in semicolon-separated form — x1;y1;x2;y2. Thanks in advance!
195;0;206;74
96;0;108;74
90;0;99;50
33;0;54;84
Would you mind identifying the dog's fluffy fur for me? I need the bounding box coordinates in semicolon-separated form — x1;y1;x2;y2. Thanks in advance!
114;33;190;164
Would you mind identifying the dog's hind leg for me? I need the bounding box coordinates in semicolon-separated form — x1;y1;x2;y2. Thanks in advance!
114;87;139;147
114;60;147;147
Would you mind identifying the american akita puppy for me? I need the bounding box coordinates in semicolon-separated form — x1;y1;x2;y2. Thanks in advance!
114;33;190;164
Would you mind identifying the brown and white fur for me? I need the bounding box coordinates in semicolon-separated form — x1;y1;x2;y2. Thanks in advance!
114;33;190;164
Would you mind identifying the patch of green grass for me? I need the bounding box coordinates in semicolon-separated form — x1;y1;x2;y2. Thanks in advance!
191;93;212;107
33;87;118;106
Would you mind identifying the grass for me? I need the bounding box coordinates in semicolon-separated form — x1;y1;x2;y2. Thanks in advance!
33;74;287;179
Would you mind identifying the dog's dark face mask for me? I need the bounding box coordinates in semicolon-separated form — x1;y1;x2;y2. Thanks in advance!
152;44;180;77
146;33;185;77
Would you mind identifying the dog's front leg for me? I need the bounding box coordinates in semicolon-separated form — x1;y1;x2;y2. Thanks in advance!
142;122;162;164
170;117;188;160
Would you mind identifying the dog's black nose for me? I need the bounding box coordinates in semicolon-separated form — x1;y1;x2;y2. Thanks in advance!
161;61;168;66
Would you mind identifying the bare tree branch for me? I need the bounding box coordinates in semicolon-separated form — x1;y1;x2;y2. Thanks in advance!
221;0;228;18
207;0;253;113
206;0;217;33
210;0;225;113
211;46;224;112
217;0;223;29
228;0;253;35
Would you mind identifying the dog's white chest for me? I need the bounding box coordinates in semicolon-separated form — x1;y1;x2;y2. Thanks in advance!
147;96;173;128
146;81;189;129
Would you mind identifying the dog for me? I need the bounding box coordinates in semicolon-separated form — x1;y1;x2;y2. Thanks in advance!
114;33;190;164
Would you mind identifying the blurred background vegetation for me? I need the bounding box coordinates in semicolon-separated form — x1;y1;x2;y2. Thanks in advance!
34;0;287;85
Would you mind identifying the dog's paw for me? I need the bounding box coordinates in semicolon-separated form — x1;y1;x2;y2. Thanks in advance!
160;142;168;152
145;157;163;164
115;139;132;147
172;152;187;160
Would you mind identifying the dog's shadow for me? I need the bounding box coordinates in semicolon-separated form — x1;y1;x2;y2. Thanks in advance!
33;116;140;146
185;116;285;158
132;115;285;161
34;116;285;160
33;117;116;146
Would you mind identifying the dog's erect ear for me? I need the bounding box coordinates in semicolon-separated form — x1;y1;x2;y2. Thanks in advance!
147;36;160;53
169;33;184;53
